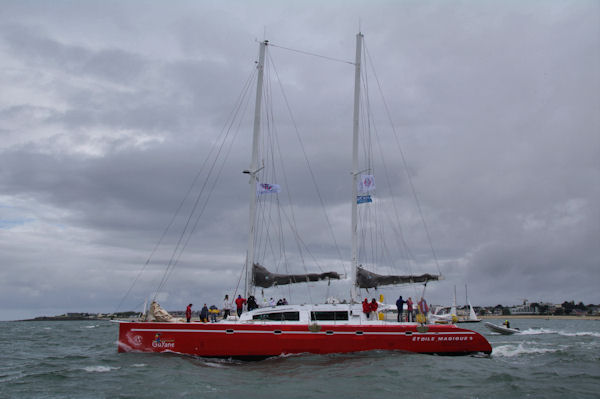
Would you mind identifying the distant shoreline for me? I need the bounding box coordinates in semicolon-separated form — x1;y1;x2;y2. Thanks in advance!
481;315;600;320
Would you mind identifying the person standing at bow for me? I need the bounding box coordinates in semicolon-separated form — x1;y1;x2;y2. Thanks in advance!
185;304;193;323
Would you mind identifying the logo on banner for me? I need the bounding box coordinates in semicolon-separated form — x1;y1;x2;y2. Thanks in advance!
257;182;281;195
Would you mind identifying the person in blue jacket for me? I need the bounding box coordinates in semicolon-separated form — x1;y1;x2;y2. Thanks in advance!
199;304;209;323
396;296;405;322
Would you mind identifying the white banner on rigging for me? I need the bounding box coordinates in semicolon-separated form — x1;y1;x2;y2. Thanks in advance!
257;182;281;195
358;174;376;193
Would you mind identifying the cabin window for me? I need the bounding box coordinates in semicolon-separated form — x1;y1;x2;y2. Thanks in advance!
252;312;300;321
310;311;349;321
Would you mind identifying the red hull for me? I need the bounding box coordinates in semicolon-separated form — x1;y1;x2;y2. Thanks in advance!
117;321;492;358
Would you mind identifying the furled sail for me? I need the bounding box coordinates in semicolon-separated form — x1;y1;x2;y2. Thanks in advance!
253;263;341;288
356;266;440;289
146;301;184;322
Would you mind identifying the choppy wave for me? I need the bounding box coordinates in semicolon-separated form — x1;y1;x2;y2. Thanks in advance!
518;328;600;337
3;319;599;399
493;343;559;358
83;365;120;373
520;328;557;335
557;331;600;337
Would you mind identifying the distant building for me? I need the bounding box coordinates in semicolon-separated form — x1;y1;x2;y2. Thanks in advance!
509;300;538;315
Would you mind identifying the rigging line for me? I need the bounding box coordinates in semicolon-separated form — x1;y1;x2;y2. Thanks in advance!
277;204;327;275
155;70;255;295
268;109;291;276
232;259;245;304
154;66;257;297
370;104;418;275
261;54;305;276
117;66;257;311
162;71;255;292
364;40;442;276
268;52;347;274
166;61;257;286
155;75;253;296
268;42;355;65
258;69;282;268
256;72;285;274
263;72;305;277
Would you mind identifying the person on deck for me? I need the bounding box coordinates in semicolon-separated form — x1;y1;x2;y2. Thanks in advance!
235;295;246;317
209;305;219;322
185;303;193;323
370;298;379;319
200;304;209;323
247;295;258;311
395;296;405;322
406;297;414;322
362;298;371;319
418;297;429;319
222;295;231;320
503;320;511;328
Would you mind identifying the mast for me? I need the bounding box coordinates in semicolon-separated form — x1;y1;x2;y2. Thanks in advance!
245;40;267;298
350;32;363;303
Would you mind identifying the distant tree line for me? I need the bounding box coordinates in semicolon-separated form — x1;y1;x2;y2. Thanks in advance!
480;301;597;316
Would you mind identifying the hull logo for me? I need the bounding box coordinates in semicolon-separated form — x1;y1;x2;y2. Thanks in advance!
152;333;175;349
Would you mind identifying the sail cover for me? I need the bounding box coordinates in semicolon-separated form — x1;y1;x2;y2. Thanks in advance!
253;263;341;288
356;266;440;289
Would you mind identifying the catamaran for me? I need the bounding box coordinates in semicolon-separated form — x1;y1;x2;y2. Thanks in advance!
116;33;492;358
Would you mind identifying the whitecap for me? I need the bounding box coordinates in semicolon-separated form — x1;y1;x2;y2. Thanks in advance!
493;343;558;358
131;363;147;368
519;328;557;335
201;361;226;368
83;365;120;373
558;331;600;337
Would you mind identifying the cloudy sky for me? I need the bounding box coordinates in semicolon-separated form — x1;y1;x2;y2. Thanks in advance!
1;1;598;320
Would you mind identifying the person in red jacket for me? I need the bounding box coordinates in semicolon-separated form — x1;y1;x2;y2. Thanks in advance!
362;298;371;319
185;304;193;323
370;298;379;318
235;295;247;317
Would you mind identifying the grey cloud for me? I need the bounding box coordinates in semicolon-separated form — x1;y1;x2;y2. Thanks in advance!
0;1;598;319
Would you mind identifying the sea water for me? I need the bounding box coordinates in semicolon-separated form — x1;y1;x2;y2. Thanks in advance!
0;318;598;398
